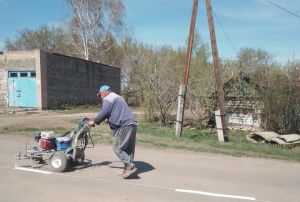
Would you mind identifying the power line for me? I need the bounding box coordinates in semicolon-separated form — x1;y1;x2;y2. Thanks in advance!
264;0;300;20
213;10;238;56
212;0;300;58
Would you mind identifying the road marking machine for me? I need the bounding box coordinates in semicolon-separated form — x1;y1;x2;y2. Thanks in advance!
17;118;94;172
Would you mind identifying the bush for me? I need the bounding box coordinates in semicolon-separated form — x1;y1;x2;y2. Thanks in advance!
258;66;300;134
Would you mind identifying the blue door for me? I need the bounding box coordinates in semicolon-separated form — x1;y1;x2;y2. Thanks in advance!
8;71;37;108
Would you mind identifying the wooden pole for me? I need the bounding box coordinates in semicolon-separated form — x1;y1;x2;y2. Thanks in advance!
176;0;198;138
205;0;228;141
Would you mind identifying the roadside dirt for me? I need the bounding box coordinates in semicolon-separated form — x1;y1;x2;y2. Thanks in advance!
0;110;95;129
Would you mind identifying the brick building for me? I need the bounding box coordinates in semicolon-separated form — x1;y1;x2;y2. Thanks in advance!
0;50;120;110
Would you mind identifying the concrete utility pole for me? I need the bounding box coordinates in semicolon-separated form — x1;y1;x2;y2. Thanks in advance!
175;0;198;138
205;0;228;142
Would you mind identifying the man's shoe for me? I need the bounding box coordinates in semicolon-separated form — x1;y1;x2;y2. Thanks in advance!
119;165;131;175
122;167;137;179
118;169;126;176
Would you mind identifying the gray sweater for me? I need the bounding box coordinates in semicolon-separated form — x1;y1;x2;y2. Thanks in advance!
93;92;136;134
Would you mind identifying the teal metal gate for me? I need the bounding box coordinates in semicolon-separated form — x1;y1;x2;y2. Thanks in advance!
8;71;37;108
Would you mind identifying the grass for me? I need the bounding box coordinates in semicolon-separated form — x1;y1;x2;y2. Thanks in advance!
134;121;300;162
51;104;99;113
0;126;67;136
1;109;299;162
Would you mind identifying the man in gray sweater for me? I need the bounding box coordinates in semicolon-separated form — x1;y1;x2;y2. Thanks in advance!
88;85;137;179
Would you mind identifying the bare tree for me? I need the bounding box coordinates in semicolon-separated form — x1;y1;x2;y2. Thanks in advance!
150;50;181;124
4;25;68;53
184;32;214;123
126;44;182;124
65;0;126;63
121;33;213;125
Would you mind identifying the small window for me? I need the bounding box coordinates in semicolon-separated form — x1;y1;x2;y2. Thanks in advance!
20;72;28;77
9;72;18;77
30;72;36;77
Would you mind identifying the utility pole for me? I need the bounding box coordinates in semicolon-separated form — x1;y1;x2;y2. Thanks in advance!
175;0;198;138
205;0;228;141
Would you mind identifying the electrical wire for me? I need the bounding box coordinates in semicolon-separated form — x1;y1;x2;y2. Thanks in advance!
213;10;238;57
212;0;300;58
263;0;300;20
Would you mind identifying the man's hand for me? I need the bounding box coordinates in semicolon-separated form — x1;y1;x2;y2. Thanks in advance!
88;120;95;127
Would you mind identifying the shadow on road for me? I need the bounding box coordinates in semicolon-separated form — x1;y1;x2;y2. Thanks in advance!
135;161;155;174
67;159;111;171
68;160;155;180
125;161;155;180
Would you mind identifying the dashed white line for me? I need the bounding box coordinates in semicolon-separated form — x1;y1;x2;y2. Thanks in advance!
176;189;256;201
14;165;52;174
2;165;259;201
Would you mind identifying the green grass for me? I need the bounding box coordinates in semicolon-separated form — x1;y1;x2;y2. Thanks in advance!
0;126;68;136
52;104;99;112
1;109;299;162
136;121;300;162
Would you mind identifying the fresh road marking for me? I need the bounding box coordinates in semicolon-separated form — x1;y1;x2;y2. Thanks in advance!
1;165;260;201
176;189;256;201
14;165;52;174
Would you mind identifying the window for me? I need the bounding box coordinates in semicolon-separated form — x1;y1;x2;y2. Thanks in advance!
8;71;36;78
20;72;28;77
9;72;18;77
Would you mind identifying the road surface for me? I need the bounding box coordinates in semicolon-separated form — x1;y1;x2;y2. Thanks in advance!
0;134;300;202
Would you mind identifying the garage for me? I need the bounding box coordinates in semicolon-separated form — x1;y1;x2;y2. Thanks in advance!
8;71;37;108
0;50;120;110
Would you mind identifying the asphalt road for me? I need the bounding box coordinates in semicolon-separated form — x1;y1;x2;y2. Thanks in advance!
0;134;300;202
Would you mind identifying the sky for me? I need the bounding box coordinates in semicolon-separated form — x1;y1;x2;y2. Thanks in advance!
0;0;299;64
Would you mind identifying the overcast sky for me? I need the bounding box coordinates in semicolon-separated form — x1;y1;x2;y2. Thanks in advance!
0;0;299;64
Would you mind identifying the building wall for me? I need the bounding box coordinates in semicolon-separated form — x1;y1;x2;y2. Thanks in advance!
226;100;261;129
0;69;7;108
0;50;121;110
228;113;260;127
43;51;120;109
0;50;39;109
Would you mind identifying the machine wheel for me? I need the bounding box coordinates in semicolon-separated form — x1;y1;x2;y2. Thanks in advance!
49;151;69;172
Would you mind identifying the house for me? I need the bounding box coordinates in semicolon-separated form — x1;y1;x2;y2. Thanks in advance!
0;50;120;110
223;73;263;128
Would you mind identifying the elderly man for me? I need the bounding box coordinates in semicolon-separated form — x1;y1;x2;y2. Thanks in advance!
88;85;137;179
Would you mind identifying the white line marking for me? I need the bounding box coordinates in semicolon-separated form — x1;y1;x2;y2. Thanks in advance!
175;189;256;201
2;165;262;201
14;166;52;174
